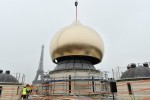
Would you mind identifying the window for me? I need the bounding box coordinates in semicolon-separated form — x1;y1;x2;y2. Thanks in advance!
0;86;2;96
69;75;71;94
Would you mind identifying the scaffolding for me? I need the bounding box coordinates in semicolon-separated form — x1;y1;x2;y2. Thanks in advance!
38;75;110;100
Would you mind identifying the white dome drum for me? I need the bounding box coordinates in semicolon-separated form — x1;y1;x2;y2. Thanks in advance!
50;21;104;64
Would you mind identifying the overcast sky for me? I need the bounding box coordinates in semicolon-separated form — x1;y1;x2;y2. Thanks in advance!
0;0;150;84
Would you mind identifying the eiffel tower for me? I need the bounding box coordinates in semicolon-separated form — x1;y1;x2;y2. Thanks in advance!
32;45;44;85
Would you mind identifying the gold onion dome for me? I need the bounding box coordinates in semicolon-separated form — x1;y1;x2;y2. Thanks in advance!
50;20;104;64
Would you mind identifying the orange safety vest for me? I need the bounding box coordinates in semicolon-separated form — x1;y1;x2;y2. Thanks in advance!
30;85;33;90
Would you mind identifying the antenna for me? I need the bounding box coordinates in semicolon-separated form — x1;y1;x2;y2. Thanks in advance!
75;0;78;23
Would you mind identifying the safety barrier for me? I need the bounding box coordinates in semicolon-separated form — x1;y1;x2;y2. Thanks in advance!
0;79;150;99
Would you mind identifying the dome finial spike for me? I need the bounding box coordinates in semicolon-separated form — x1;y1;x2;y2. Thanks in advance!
75;0;78;23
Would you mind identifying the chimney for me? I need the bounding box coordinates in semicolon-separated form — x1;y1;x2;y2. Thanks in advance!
0;70;3;74
143;63;149;68
130;63;136;68
127;64;131;69
5;70;10;74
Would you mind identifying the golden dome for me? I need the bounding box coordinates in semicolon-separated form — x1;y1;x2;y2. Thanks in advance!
50;20;104;64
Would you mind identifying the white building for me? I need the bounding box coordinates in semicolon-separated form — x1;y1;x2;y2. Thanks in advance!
117;63;150;100
0;70;22;100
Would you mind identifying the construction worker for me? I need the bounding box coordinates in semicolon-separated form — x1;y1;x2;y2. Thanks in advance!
30;85;33;93
21;86;27;100
26;84;31;99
